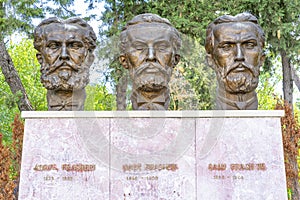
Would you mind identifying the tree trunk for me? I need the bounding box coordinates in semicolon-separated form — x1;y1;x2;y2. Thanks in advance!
281;50;293;107
291;64;300;93
116;72;128;110
0;39;33;111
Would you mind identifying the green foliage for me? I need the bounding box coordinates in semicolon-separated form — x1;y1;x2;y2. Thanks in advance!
0;0;44;37
85;84;116;110
257;52;282;110
176;36;216;109
0;39;46;142
0;0;80;38
147;0;219;45
257;72;279;110
169;69;199;110
7;39;47;111
0;100;18;143
97;34;124;83
100;0;149;37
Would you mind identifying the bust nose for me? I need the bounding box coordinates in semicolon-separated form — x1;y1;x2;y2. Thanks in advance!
146;47;156;62
234;44;245;62
60;44;69;60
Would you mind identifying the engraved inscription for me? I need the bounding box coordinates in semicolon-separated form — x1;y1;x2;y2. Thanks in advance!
208;162;267;180
122;163;178;173
34;164;59;171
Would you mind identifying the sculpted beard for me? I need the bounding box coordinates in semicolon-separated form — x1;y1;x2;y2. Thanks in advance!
41;59;90;91
131;62;172;92
217;62;260;93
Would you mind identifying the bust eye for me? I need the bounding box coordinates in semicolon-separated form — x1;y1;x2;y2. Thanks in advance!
135;46;145;51
157;45;168;52
47;42;60;50
132;42;146;51
155;42;170;52
244;42;256;49
69;42;83;50
220;43;233;51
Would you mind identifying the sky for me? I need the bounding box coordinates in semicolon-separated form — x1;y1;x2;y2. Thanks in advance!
37;0;105;34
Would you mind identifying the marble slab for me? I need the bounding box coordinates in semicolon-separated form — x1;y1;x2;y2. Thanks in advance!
19;111;287;200
196;118;286;200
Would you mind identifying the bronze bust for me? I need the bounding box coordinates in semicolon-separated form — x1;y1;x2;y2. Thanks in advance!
119;13;181;110
205;13;265;110
34;17;96;111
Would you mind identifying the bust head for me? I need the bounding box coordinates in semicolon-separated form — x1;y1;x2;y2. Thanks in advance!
205;12;265;94
205;13;265;109
119;13;181;110
34;17;97;91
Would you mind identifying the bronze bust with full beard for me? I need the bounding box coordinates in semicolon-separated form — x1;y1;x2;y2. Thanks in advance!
34;17;96;111
119;13;181;110
205;13;265;110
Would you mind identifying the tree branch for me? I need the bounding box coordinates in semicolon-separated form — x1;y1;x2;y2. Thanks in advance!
60;3;76;16
0;39;33;111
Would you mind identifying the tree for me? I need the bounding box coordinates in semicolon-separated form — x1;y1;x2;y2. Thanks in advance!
85;84;116;110
0;40;33;111
0;39;47;142
0;1;41;112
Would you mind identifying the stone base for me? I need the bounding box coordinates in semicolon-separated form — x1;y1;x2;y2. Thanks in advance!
19;111;287;200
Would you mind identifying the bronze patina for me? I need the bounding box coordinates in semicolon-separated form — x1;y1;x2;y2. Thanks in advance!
205;13;265;110
119;13;181;110
34;17;96;111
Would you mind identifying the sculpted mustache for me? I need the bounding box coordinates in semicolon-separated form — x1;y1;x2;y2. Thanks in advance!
135;62;167;76
46;60;79;75
225;62;257;77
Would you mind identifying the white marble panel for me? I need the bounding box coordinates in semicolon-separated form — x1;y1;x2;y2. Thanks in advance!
19;111;287;200
109;118;195;199
196;118;287;200
19;118;110;200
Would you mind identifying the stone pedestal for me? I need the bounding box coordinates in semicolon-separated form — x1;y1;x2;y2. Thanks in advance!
19;111;287;200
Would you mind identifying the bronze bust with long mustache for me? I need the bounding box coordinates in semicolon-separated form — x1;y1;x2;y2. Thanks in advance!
119;13;181;110
205;13;265;110
34;17;96;111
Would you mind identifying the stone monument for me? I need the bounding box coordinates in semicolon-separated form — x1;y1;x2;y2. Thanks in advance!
119;13;181;110
34;17;97;111
18;110;287;199
18;13;287;200
205;13;265;110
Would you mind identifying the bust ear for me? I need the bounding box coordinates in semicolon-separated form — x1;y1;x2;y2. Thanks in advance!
206;54;215;70
260;53;266;66
36;53;43;65
173;54;181;66
119;55;128;69
86;53;95;66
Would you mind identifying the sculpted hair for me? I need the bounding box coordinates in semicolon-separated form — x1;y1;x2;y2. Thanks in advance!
205;12;265;54
119;13;181;54
34;17;97;53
